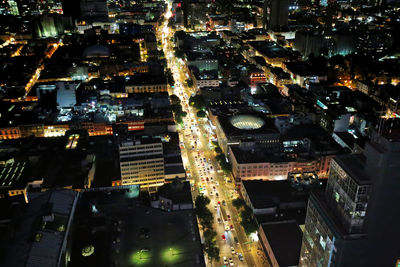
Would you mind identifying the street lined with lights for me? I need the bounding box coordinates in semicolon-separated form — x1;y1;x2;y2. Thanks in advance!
157;2;266;266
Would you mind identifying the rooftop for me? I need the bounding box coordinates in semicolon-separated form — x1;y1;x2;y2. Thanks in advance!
82;44;110;58
333;154;370;184
261;221;302;266
231;146;290;164
218;114;279;138
242;180;321;209
156;181;192;204
0;190;77;267
248;41;289;59
229;115;265;130
0;161;29;190
284;61;325;77
69;190;204;267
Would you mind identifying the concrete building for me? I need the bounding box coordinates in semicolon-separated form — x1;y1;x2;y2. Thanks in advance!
0;190;78;267
240;179;324;216
119;136;165;190
186;51;218;72
215;114;280;154
190;68;220;89
125;74;168;94
282;62;327;87
248;41;290;67
265;66;292;92
259;221;303;267
299;130;400;267
151;181;193;211
56;82;77;109
264;0;289;32
230;146;321;181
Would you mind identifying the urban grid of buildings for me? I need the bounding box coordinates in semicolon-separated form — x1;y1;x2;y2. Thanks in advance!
0;0;399;266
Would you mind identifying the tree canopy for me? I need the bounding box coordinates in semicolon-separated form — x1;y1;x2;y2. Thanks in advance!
189;94;206;110
186;78;194;88
197;110;206;118
170;94;181;105
232;198;246;209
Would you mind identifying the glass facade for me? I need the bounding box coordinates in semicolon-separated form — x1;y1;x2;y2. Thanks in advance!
300;156;371;267
325;160;370;234
300;198;336;267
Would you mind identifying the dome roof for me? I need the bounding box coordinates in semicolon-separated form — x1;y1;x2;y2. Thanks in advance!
229;115;265;130
82;44;110;58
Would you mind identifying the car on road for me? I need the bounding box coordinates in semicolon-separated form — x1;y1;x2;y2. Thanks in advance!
221;234;226;241
231;247;235;255
215;192;219;198
238;253;244;261
227;214;231;220
222;200;226;206
229;257;234;266
230;225;234;231
234;237;239;245
217;218;222;224
214;205;218;210
223;256;228;265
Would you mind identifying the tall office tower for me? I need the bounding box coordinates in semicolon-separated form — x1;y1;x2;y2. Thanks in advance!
299;127;400;267
119;136;165;191
264;0;289;31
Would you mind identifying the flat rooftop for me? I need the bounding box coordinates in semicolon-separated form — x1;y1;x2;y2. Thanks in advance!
231;146;290;164
156;181;192;204
0;190;77;267
333;154;370;184
242;180;314;209
261;221;302;266
248;41;289;59
69;190;204;267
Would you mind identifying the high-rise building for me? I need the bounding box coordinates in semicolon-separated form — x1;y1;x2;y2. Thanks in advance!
7;0;19;15
264;0;289;32
119;136;165;191
299;129;400;267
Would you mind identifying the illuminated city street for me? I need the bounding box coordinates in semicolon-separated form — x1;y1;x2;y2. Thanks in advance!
0;0;399;266
158;2;267;266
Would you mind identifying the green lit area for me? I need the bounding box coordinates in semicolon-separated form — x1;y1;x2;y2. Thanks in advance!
161;246;183;264
125;185;140;199
130;250;152;266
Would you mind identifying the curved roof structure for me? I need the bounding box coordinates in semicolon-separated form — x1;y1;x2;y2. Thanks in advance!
82;44;110;58
229;115;265;130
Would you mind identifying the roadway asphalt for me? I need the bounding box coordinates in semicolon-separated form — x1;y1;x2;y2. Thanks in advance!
157;4;268;266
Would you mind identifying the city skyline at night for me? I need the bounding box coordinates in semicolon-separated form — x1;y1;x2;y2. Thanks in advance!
0;0;399;266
